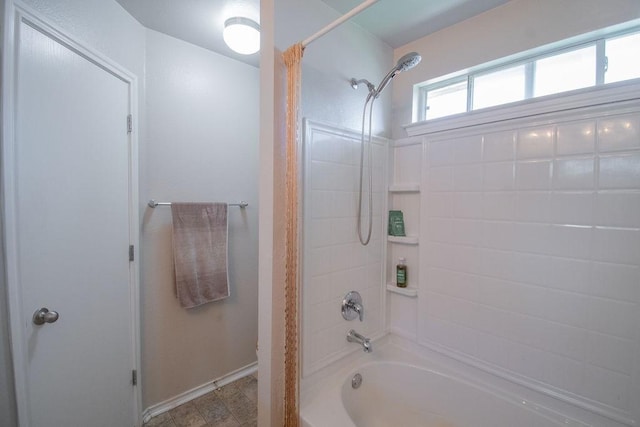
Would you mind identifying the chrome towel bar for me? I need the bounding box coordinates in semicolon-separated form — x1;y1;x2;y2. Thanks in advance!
148;200;248;209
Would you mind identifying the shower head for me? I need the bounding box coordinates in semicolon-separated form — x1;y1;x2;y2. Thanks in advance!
396;51;422;71
373;52;421;98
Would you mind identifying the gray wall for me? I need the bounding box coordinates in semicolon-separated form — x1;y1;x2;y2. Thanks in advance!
1;0;144;425
0;0;17;427
1;0;18;424
141;28;259;408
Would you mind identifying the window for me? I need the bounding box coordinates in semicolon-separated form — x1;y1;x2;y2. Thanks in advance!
426;80;467;119
534;46;596;97
419;28;640;121
473;64;526;110
605;32;640;83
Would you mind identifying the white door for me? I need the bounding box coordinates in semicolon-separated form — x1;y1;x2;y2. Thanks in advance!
10;18;136;427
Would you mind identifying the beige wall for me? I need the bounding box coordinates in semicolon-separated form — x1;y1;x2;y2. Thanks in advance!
142;28;259;408
391;0;640;138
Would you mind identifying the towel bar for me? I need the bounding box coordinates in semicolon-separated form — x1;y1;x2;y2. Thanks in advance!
148;200;248;208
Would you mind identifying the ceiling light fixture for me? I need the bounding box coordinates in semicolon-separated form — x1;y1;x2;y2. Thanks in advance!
223;17;260;55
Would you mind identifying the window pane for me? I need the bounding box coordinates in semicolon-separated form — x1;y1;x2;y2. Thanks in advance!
534;46;596;97
473;65;526;110
605;32;640;84
426;81;467;120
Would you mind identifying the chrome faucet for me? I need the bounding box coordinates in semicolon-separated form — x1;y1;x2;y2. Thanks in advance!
342;291;364;322
347;329;372;353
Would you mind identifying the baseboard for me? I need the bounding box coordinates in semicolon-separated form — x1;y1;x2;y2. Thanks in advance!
141;361;258;424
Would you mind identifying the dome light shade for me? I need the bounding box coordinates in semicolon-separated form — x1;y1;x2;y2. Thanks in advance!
223;17;260;55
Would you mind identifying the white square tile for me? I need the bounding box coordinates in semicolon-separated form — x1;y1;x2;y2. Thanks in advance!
428;166;454;191
589;262;640;302
592;227;640;265
456;245;484;275
508;282;548;318
510;252;549;286
451;219;484;246
515;191;551;223
547;225;593;260
548;257;592;294
483;162;515;191
425;291;455;322
516;161;552;190
424;242;457;271
483;220;515;250
453;192;483;218
549;192;595;226
599;154;640;189
598;114;640;153
517;127;555;160
483;131;515;162
483;191;516;221
553;157;595;190
428;140;454;166
595;191;640;228
394;144;422;182
426;192;453;218
557;120;596;156
477;276;513;310
586;332;634;375
426;218;454;243
544;289;589;328
480;248;516;281
539;320;587;360
453;135;483;164
513;223;552;254
454;164;483;191
585;296;637;339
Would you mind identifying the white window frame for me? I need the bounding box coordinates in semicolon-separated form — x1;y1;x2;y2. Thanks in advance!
415;26;639;123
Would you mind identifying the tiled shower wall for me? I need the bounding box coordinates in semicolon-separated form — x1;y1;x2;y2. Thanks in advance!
419;105;640;423
302;121;387;376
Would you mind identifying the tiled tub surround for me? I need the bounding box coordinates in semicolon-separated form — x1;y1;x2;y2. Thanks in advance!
302;120;388;376
418;105;640;425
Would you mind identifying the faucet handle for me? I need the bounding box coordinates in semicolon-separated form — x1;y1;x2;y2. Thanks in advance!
342;291;364;322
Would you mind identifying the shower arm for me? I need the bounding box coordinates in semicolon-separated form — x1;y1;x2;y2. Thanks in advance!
350;78;375;94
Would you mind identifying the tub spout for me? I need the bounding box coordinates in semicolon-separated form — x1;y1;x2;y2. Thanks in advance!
347;329;372;353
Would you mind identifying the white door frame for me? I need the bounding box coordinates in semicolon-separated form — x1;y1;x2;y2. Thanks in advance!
1;1;142;425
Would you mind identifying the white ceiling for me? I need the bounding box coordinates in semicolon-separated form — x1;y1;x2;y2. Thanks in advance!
115;0;511;67
320;0;512;48
115;0;261;66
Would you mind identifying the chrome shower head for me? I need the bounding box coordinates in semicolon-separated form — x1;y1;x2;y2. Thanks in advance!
396;52;422;72
373;52;422;98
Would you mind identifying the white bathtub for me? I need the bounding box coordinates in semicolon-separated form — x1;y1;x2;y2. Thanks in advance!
301;337;612;427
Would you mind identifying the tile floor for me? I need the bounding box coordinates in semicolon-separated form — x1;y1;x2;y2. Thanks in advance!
144;373;257;427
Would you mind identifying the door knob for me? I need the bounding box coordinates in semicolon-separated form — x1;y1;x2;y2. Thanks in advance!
32;307;59;325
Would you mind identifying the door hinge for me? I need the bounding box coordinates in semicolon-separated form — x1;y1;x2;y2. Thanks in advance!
132;369;137;386
127;114;132;134
129;245;134;262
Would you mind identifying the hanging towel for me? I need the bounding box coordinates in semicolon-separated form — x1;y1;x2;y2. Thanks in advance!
171;202;230;308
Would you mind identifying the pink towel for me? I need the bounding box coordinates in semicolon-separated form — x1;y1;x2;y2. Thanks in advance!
171;202;230;308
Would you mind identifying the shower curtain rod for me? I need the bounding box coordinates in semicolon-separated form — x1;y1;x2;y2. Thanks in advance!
301;0;380;47
148;200;248;208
